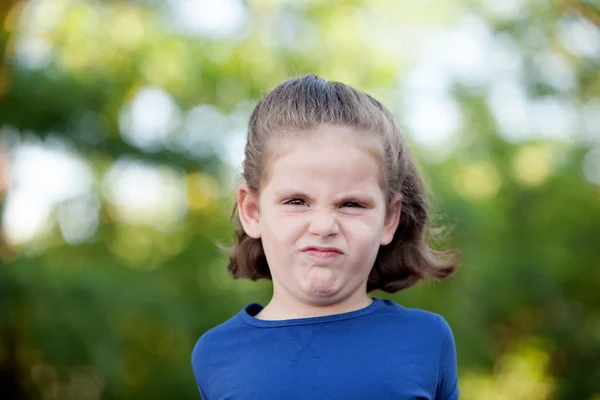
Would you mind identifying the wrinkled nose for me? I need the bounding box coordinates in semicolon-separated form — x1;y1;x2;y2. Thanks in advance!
309;210;340;237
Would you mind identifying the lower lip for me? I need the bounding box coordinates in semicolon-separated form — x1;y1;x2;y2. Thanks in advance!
304;250;342;259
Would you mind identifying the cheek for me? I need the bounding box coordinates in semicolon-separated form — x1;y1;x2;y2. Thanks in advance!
341;214;384;241
261;209;305;241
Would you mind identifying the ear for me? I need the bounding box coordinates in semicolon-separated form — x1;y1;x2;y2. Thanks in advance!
237;183;261;239
381;194;402;246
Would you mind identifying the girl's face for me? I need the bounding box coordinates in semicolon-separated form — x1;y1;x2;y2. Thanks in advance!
238;126;401;308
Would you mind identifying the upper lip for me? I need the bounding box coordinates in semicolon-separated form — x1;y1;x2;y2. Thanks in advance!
301;246;344;254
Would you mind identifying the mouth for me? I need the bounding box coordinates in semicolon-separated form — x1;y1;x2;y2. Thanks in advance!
301;246;343;259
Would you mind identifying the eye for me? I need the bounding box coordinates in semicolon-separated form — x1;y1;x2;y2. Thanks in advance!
284;198;307;206
341;202;365;208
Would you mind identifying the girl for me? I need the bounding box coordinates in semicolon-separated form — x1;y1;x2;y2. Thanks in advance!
192;74;460;399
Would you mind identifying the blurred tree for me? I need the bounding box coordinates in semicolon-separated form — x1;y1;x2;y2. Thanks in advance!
1;1;599;399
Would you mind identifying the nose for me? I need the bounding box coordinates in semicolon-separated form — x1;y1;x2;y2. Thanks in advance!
308;210;340;238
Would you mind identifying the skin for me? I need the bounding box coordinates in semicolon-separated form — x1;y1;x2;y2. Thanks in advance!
237;125;402;320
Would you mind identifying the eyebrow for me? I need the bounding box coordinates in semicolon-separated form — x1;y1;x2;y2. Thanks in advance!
274;190;305;199
274;190;376;204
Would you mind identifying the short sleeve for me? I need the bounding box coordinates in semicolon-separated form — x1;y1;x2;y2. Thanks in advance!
197;383;209;400
436;316;459;400
191;337;211;400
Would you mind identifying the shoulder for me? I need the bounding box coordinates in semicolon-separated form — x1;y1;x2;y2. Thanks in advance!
191;310;248;367
375;299;454;341
193;312;241;349
190;310;248;396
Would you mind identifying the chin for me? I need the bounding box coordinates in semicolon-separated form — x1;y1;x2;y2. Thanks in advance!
303;267;340;295
305;285;339;298
302;282;345;305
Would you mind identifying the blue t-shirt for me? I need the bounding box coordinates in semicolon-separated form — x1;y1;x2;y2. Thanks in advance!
191;298;459;400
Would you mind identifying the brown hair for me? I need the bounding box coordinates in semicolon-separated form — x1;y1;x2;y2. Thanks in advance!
226;74;459;293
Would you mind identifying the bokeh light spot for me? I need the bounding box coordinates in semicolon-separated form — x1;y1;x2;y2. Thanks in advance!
119;86;182;152
453;161;502;200
186;172;221;212
512;145;553;187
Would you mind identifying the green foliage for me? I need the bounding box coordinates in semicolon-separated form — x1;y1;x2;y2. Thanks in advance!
1;1;599;399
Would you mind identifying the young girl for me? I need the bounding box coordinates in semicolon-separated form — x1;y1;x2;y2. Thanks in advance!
192;74;460;399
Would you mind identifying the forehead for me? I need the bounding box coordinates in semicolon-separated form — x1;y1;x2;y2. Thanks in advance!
262;126;386;194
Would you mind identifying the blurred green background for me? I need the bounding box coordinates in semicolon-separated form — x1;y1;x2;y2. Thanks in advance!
1;0;599;399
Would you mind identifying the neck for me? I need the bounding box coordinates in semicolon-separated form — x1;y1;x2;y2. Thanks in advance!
256;287;373;320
